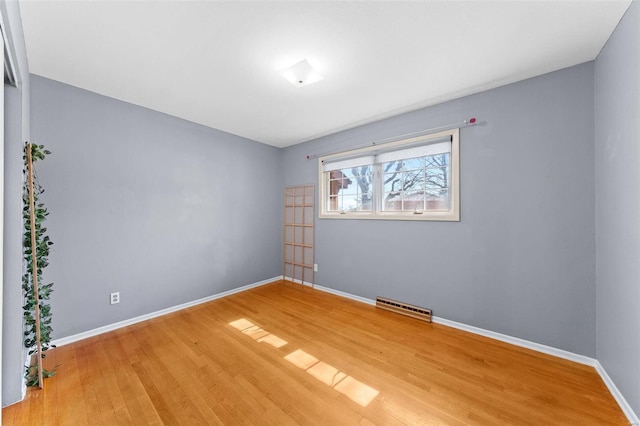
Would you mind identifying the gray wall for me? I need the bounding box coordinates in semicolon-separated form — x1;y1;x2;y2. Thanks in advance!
2;86;25;406
2;0;31;406
3;3;637;414
595;0;640;416
30;75;282;338
283;63;597;357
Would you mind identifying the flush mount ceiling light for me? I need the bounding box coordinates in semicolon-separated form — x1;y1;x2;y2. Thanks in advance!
280;59;324;88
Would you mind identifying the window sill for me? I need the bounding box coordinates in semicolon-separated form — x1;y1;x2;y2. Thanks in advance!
318;210;460;221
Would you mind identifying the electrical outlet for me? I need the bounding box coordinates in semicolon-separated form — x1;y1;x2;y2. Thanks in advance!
110;292;120;305
314;264;318;272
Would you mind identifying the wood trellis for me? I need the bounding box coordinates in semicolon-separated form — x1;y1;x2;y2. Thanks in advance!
26;143;44;388
283;184;314;286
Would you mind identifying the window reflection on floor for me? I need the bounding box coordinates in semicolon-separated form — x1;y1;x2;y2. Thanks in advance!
285;349;379;407
228;318;288;348
307;361;346;386
228;319;380;407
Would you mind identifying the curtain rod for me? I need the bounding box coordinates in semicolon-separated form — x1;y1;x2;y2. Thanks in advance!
305;117;478;160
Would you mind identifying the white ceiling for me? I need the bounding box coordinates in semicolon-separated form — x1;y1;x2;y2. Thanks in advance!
19;0;631;148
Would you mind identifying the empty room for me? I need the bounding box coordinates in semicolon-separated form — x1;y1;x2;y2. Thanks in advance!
1;0;639;424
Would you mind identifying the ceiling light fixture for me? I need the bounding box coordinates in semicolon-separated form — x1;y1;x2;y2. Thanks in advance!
280;59;324;88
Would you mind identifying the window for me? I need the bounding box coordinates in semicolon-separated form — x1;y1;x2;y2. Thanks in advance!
319;129;459;221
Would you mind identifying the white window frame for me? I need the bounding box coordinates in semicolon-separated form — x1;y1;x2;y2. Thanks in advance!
318;129;460;221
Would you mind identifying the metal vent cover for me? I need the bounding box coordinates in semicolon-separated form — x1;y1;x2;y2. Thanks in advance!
376;296;432;323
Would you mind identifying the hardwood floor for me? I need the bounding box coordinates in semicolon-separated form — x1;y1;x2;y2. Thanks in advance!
3;280;628;425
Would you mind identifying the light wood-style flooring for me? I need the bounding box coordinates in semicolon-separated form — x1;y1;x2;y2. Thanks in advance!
3;280;628;425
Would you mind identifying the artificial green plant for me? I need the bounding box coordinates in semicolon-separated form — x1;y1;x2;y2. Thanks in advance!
23;143;56;386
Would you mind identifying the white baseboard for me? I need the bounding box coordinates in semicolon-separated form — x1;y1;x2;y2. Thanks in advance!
313;283;376;306
431;316;596;367
283;276;315;287
595;360;640;425
52;276;282;347
312;284;594;364
46;277;638;425
311;283;638;425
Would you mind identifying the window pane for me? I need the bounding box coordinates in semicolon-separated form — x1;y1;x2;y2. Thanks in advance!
425;153;449;168
382;161;403;174
383;161;410;211
402;157;425;170
326;166;373;212
426;167;448;188
383;173;403;193
426;188;450;210
338;194;359;212
382;153;451;212
328;195;338;211
383;192;402;211
403;170;425;191
402;191;425;211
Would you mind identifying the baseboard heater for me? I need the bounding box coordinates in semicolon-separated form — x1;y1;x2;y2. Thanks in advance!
375;296;432;323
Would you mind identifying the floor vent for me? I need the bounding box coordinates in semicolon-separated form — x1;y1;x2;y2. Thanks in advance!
375;297;432;323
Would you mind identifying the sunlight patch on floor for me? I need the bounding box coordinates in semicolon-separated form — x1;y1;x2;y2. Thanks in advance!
285;349;319;369
229;320;379;407
285;349;379;407
308;361;347;387
333;376;380;407
228;318;288;348
256;333;288;348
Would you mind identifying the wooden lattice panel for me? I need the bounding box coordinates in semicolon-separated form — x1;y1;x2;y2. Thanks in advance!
283;184;314;285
